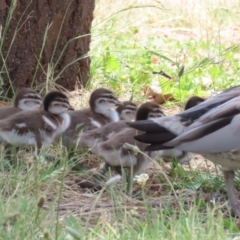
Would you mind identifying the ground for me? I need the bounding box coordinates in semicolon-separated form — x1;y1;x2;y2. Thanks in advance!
40;91;231;229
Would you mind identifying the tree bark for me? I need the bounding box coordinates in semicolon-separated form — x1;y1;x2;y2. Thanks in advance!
0;0;95;96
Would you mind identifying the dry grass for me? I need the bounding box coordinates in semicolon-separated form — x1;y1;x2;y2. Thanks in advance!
93;0;240;43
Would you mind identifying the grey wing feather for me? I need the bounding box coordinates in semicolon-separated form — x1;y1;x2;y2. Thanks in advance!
165;114;240;153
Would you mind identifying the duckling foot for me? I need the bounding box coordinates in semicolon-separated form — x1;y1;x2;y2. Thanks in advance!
71;162;91;171
223;170;240;217
75;179;103;192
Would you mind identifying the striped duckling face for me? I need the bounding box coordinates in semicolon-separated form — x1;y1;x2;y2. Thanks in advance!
184;96;205;110
136;102;165;121
116;101;138;121
90;88;121;112
88;88;122;122
15;88;42;111
44;91;72;114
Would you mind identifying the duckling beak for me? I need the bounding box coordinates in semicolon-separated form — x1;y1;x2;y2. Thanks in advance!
115;100;122;106
68;105;75;111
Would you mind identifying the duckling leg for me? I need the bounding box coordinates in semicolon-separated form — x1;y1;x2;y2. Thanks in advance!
114;166;134;196
90;163;113;183
105;164;133;196
101;163;125;179
34;129;43;155
223;170;240;217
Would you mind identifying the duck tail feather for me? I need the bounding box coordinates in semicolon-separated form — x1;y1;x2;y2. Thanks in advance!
145;144;173;151
128;120;168;133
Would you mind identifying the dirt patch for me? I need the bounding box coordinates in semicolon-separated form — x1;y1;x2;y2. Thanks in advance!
44;158;230;228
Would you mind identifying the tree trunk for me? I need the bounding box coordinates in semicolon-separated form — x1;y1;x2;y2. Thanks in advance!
0;0;95;97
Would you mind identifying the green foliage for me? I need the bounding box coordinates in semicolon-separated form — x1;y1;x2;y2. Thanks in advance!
90;4;240;103
90;37;240;102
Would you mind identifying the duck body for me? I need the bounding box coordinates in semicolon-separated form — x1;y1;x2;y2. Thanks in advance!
77;120;128;151
97;127;156;176
62;107;119;147
129;85;240;215
0;88;42;121
0;110;71;148
77;100;137;150
61;88;121;149
80;102;164;152
92;102;166;194
0;108;24;121
0;91;71;150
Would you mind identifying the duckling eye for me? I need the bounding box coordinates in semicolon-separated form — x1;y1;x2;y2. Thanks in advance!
154;109;163;114
61;98;68;103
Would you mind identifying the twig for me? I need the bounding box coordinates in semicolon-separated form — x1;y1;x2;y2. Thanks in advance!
152;70;173;80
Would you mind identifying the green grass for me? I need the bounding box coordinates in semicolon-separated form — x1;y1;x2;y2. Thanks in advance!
1;0;240;239
90;0;240;102
0;152;240;240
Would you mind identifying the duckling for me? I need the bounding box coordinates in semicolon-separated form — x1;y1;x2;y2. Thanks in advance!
0;88;42;120
85;96;205;164
61;88;121;149
116;101;138;121
77;102;163;152
94;102;165;194
0;91;71;152
129;85;240;216
0;88;42;156
184;96;205;110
